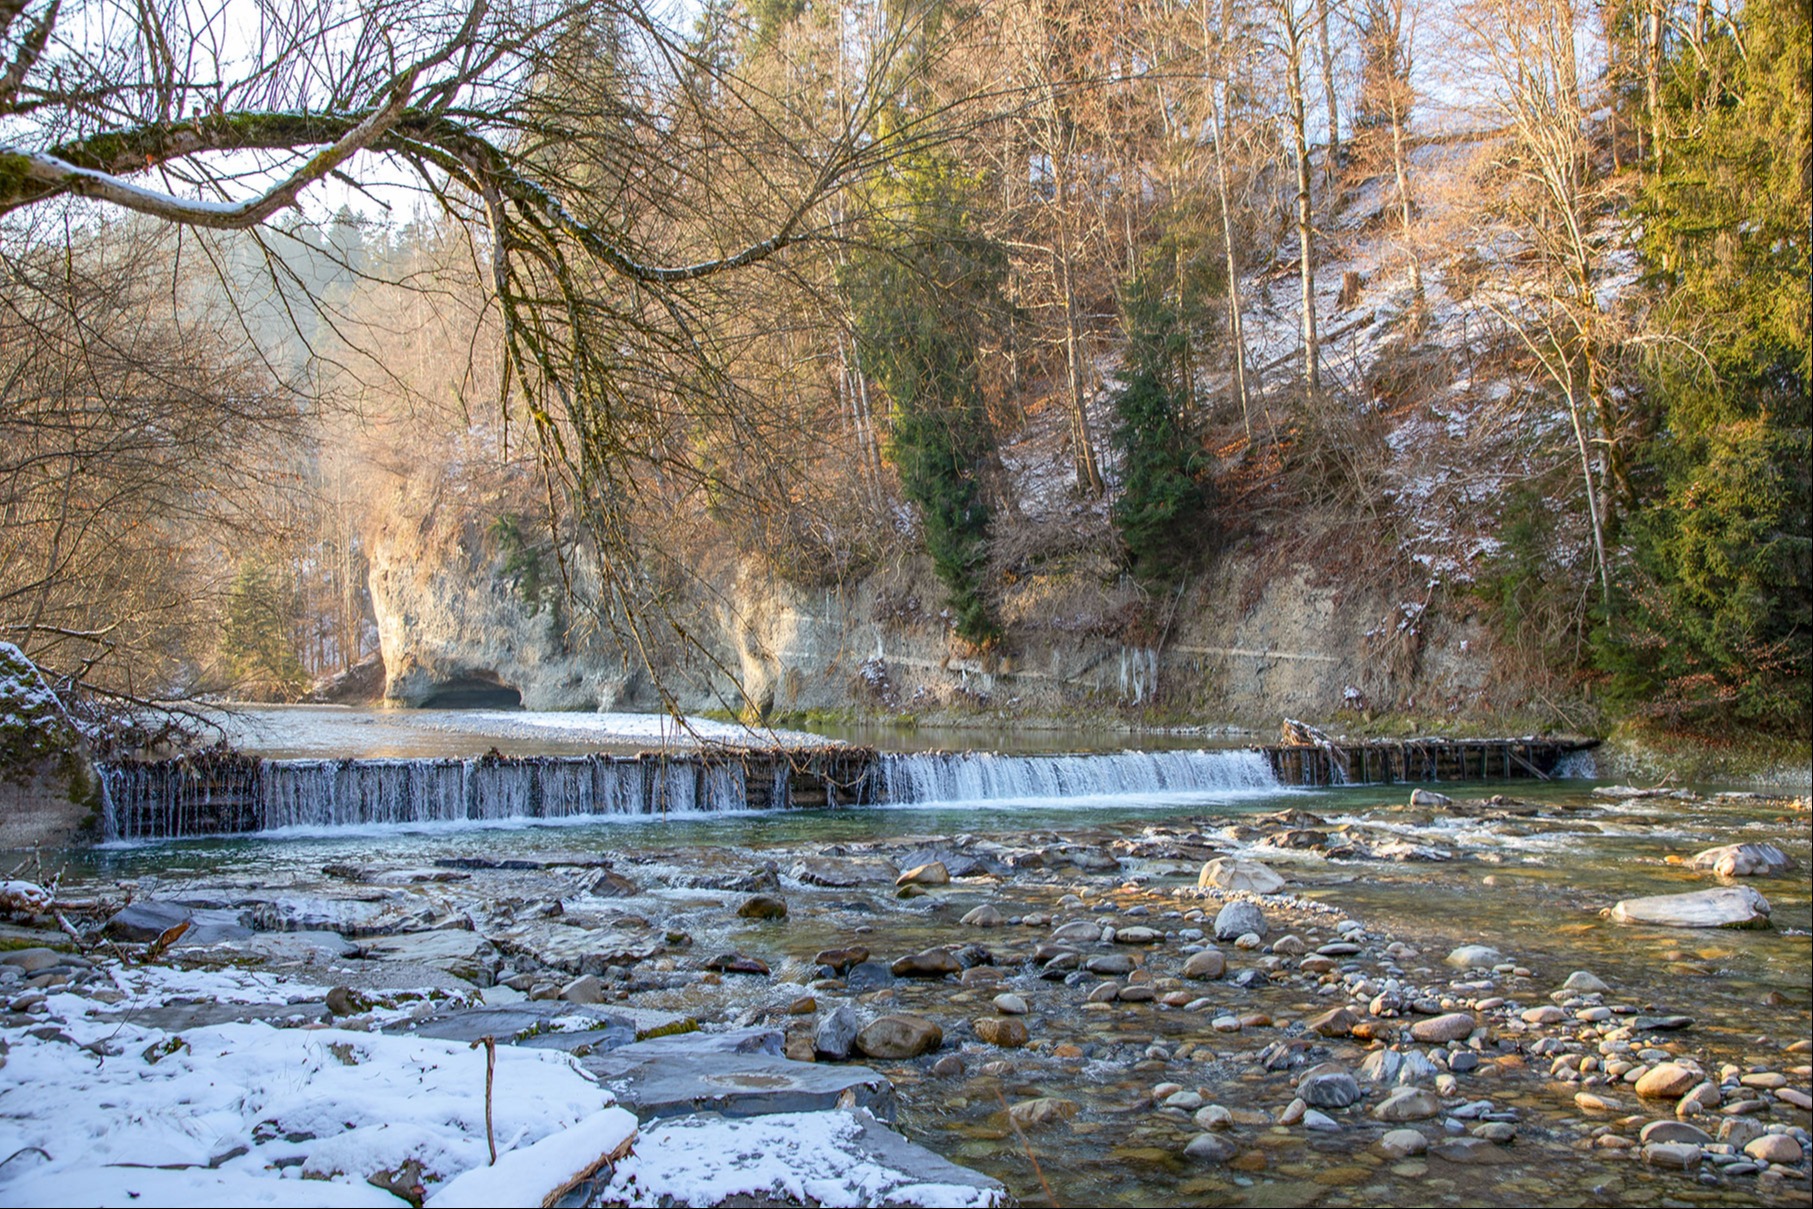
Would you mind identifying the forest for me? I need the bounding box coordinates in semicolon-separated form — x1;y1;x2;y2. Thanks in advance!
1;0;1807;745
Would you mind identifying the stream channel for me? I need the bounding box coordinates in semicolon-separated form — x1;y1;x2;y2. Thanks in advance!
54;708;1813;1208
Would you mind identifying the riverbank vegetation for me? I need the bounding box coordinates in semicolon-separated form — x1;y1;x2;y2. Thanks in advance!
0;0;1805;745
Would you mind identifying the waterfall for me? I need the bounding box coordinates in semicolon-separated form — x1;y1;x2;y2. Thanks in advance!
877;748;1280;805
98;753;756;842
99;744;1288;841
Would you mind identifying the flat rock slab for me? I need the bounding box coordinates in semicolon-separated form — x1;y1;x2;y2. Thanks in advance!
93;1000;329;1030
1610;886;1772;929
392;1002;641;1047
1198;858;1285;894
176;929;356;961
358;929;497;976
586;1051;897;1122
244;894;414;936
600;1109;1005;1207
603;1027;784;1060
1688;843;1794;878
104;901;199;943
492;920;664;972
436;853;613;871
790;857;898;887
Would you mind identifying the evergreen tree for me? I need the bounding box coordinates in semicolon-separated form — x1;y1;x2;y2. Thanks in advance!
221;561;309;700
1596;0;1812;733
1110;270;1213;587
846;154;1004;646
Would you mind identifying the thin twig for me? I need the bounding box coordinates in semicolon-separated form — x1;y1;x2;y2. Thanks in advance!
470;1034;497;1164
994;1088;1059;1208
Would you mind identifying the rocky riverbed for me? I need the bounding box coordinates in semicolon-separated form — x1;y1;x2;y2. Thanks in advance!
1;784;1808;1207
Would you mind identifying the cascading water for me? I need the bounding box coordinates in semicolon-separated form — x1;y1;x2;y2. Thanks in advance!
98;754;755;842
99;745;1286;841
877;748;1280;805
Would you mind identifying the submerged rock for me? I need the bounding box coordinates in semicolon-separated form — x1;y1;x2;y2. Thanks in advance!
1445;944;1503;969
592;1050;897;1122
972;1017;1028;1048
1609;886;1771;929
1008;1097;1079;1129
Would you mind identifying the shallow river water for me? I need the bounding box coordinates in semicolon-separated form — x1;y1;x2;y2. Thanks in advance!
50;718;1813;1209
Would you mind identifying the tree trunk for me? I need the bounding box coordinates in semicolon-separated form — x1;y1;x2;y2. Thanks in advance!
1315;0;1342;190
1281;3;1322;396
1207;81;1255;437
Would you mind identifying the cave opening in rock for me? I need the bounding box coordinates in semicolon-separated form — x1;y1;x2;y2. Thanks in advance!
418;675;523;709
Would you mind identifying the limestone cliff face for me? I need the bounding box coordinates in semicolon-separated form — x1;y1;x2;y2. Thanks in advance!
370;517;635;711
366;510;1498;724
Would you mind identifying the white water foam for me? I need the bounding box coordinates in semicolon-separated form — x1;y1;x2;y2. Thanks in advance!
100;756;753;842
877;749;1281;807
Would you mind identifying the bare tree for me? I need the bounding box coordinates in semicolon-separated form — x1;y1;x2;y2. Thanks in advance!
0;217;305;699
1356;0;1421;297
1270;0;1323;396
1466;0;1628;605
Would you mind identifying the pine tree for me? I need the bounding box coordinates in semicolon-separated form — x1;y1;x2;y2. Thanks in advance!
845;154;1005;646
1595;0;1811;733
1110;270;1213;586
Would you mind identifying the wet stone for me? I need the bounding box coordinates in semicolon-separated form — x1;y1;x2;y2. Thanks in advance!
591;1050;897;1122
844;962;896;992
1641;1121;1713;1146
1308;1007;1360;1038
1184;1134;1238;1164
1410;1013;1477;1044
104;901;194;943
814;946;869;973
1634;1062;1701;1100
973;1017;1028;1048
1379;1129;1428;1158
1213;902;1267;942
1373;1088;1442;1122
705;952;771;977
891;949;961;979
1430;1138;1515;1165
1610;886;1771;930
1642;1142;1703;1169
1299;1071;1362;1109
736;895;788;920
854;1014;942;1060
1745;1135;1803;1165
1182;950;1226;980
815;1004;860;1060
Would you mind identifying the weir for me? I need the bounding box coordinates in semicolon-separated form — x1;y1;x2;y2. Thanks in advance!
95;735;1599;841
97;747;873;842
1256;737;1599;787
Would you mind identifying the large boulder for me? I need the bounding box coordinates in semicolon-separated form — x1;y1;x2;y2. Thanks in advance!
1212;901;1267;942
1609;886;1771;929
1410;1013;1478;1044
1687;843;1794;878
104;901;194;943
814;1004;861;1060
1197;859;1285;894
854;1014;942;1060
1373;1087;1441;1122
